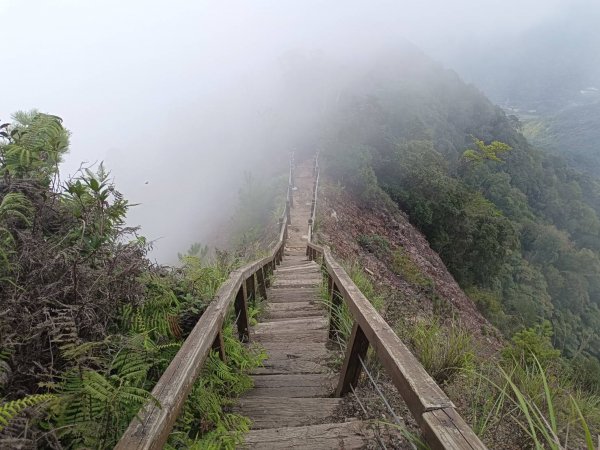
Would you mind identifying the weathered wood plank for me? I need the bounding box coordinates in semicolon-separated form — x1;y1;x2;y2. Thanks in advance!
246;373;335;397
267;295;321;304
253;317;327;333
305;242;487;450
264;308;323;321
335;322;369;396
421;407;487;450
235;284;250;343
234;397;342;428
115;272;243;450
252;357;330;375
115;158;296;450
243;385;332;398
242;421;373;449
256;341;329;356
265;301;322;312
252;328;328;343
324;248;454;416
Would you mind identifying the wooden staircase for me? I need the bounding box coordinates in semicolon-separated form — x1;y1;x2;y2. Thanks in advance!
117;154;486;450
237;165;373;448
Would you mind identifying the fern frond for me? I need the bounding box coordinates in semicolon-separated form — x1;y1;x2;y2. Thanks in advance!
0;394;55;432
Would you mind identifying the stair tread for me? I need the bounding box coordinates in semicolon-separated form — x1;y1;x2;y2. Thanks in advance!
242;421;373;449
234;397;342;429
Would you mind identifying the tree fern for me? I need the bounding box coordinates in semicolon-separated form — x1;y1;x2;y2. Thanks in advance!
0;111;69;183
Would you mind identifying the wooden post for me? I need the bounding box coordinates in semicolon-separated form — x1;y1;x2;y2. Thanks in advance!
234;285;250;342
328;282;343;340
265;263;272;288
326;272;333;297
286;200;291;225
211;330;226;362
246;274;256;305
289;185;294;208
336;321;369;396
256;267;267;300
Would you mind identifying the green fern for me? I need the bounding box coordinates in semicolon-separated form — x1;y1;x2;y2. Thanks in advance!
121;275;182;340
0;111;69;183
167;324;265;449
0;394;55;432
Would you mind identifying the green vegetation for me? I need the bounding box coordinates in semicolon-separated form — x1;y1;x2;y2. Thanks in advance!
320;259;385;347
321;51;600;389
400;319;476;385
0;112;267;448
391;248;433;289
357;233;390;258
404;319;600;448
168;324;266;449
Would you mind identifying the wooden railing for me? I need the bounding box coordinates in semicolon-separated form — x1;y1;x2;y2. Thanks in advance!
306;156;487;450
115;155;295;450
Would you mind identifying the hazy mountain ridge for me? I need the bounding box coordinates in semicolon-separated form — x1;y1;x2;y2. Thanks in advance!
314;47;600;383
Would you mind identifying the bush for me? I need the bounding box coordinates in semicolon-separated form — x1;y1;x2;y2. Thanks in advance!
501;321;561;368
401;319;475;384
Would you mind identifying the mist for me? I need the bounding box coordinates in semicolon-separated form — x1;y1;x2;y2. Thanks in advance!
0;0;584;262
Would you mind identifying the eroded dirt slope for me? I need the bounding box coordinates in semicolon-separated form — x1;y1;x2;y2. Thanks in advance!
316;181;504;355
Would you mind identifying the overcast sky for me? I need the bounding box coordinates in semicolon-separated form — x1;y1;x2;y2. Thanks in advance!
0;0;579;261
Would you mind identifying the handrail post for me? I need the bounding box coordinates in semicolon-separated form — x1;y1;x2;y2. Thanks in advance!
234;284;250;342
336;321;369;396
265;263;272;288
245;274;256;305
256;267;267;300
211;330;226;362
328;282;343;340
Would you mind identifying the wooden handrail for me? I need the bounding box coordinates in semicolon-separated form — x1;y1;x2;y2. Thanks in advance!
306;155;486;450
115;157;293;450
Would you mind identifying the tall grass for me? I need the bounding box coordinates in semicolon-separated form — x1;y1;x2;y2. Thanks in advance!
466;356;600;449
398;319;476;385
319;259;385;348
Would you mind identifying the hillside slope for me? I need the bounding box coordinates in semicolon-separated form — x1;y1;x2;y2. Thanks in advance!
316;180;503;354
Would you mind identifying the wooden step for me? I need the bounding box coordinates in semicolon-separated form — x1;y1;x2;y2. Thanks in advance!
235;397;342;428
252;356;330;375
275;263;321;274
252;328;328;343
242;421;373;449
245;373;336;398
254;317;327;333
267;292;322;303
257;341;329;356
264;306;323;321
271;281;320;289
265;301;323;312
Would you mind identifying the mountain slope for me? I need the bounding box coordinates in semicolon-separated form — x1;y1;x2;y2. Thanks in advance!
301;46;600;382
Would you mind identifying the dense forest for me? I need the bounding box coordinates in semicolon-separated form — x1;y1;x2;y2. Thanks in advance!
317;47;600;389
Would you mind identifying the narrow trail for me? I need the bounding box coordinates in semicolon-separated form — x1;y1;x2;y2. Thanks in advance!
236;160;373;449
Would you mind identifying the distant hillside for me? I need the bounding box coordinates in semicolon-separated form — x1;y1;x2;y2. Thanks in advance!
523;100;600;175
448;3;600;114
300;46;600;385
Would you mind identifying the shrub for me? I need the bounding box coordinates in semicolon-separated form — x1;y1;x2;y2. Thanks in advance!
402;319;475;384
502;321;561;368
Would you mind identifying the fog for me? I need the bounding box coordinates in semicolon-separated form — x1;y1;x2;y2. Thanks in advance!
0;0;583;262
